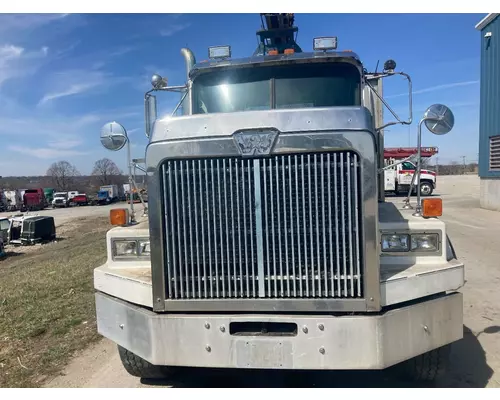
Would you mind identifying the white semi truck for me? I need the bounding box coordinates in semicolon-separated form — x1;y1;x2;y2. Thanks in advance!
94;14;464;383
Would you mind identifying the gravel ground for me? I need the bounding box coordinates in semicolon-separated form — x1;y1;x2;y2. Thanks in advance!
0;202;137;228
42;175;500;388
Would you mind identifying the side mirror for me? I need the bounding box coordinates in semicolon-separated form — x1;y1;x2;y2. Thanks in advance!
403;104;454;215
423;104;455;135
100;121;128;151
145;94;157;139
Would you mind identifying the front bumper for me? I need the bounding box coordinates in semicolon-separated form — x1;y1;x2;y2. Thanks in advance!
95;291;463;370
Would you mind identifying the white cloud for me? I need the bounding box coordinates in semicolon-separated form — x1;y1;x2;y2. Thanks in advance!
160;22;192;37
386;80;480;99
0;44;24;59
0;44;50;87
38;82;101;105
109;46;135;57
0;14;68;35
37;69;133;105
8;145;88;160
47;139;84;150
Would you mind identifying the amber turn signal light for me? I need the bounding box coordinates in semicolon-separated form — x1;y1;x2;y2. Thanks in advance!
110;208;130;226
284;48;295;55
268;49;278;55
422;198;442;218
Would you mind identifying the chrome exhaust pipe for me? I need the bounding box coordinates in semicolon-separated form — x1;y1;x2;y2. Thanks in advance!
180;48;195;115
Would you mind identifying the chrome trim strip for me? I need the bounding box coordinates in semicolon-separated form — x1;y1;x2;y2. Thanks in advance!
161;298;369;312
253;159;265;298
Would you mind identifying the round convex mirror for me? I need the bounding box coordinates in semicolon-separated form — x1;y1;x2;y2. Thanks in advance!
423;104;454;135
100;121;128;151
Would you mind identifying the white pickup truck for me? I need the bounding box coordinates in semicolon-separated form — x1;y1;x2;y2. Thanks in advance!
384;159;437;196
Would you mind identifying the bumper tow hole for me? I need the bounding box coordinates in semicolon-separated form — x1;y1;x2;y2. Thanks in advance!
229;322;298;337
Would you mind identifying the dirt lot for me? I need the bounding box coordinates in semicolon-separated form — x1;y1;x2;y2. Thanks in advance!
0;215;113;388
2;175;499;388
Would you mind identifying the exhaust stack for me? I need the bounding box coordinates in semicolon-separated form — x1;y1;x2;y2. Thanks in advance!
180;48;196;115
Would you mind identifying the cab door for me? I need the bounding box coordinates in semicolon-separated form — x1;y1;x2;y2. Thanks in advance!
398;161;416;185
384;169;396;191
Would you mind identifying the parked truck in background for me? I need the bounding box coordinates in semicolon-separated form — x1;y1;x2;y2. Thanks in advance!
383;147;438;196
23;188;47;211
3;190;22;211
70;193;89;206
52;192;69;208
43;188;55;204
0;192;6;212
97;185;121;205
93;14;465;384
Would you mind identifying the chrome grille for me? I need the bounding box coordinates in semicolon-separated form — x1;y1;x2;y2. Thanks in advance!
161;151;363;300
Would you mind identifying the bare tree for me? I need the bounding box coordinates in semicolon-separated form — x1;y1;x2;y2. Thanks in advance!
92;158;123;186
46;161;81;191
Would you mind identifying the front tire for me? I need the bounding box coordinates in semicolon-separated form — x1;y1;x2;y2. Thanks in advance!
420;181;434;196
118;345;173;379
395;344;451;382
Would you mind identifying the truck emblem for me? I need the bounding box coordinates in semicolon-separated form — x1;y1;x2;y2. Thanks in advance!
233;129;279;156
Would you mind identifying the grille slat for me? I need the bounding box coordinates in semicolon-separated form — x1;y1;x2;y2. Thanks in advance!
302;155;309;297
229;159;237;297
162;150;363;300
295;155;303;297
289;155;297;297
340;153;347;297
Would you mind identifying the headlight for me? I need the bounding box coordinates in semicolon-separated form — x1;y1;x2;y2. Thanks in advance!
381;232;440;253
113;240;138;257
138;240;150;256
111;238;151;259
411;234;438;252
381;234;410;252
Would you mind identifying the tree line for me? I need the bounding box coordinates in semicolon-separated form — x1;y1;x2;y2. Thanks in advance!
45;158;124;191
0;158;129;195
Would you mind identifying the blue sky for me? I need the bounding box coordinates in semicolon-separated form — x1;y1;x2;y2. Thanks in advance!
0;13;484;176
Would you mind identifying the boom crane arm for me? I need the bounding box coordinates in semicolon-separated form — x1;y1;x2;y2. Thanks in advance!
253;13;302;56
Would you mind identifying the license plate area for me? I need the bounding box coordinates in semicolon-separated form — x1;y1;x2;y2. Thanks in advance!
235;340;293;368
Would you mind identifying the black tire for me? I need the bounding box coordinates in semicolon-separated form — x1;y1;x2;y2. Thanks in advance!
420;181;434;196
118;345;172;379
396;344;451;382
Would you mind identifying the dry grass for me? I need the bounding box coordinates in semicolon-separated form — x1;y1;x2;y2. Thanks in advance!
0;216;111;387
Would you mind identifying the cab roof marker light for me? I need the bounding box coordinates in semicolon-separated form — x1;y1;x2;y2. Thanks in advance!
313;37;338;51
208;45;231;60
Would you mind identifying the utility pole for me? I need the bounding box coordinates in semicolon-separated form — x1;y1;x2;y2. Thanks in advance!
462;156;466;175
435;157;439;175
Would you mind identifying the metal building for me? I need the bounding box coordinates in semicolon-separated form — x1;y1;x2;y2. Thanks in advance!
476;13;500;211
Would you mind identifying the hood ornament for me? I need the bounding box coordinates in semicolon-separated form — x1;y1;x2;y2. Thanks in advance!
233;128;279;156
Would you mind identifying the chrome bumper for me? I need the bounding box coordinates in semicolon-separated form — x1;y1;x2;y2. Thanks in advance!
95;291;463;370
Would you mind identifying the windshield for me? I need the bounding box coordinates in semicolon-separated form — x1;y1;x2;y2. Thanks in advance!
402;162;415;170
0;220;9;230
54;193;67;198
192;62;361;114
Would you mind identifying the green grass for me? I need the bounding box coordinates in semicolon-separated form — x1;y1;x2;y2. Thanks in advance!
0;217;111;387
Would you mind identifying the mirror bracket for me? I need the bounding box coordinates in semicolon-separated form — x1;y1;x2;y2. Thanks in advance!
144;84;189;138
365;71;413;132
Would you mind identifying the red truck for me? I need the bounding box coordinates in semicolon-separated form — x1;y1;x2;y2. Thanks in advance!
70;194;89;206
23;189;47;211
